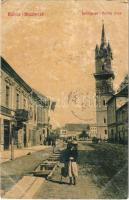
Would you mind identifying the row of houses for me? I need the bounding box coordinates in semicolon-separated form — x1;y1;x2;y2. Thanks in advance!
107;76;128;144
0;57;55;151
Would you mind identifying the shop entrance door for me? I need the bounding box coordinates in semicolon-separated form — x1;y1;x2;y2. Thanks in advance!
4;120;10;150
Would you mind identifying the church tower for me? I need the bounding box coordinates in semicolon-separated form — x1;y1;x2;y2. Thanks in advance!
94;24;115;139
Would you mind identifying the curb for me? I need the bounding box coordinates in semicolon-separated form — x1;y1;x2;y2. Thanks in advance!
3;176;45;199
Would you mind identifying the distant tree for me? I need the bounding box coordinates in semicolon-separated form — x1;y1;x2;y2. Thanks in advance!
79;130;89;140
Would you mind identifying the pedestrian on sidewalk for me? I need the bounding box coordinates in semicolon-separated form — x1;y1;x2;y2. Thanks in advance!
67;140;78;185
52;137;56;153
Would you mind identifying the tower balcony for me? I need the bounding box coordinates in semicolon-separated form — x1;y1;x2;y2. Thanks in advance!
94;71;115;80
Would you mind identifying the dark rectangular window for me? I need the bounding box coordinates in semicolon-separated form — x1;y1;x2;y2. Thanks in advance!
103;100;106;105
6;86;10;107
23;98;26;109
104;118;106;123
16;93;20;109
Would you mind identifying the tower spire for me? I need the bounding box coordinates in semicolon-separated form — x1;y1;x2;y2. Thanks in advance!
101;23;106;45
94;24;115;140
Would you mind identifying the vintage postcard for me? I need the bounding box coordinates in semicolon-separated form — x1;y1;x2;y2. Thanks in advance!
0;0;128;199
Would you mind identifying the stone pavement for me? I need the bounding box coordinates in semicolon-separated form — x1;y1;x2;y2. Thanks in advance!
0;145;48;163
1;141;63;196
0;145;53;195
34;159;101;199
3;175;45;199
34;142;103;199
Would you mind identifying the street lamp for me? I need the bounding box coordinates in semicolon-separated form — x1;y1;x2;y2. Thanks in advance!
10;111;16;160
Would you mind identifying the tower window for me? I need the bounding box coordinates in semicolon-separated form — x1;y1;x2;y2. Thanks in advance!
103;100;106;105
105;130;107;135
102;65;104;70
104;118;106;123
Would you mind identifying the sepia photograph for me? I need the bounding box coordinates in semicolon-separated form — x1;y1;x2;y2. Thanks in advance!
0;0;128;199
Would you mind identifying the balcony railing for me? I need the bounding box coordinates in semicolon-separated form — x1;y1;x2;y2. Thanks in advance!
0;106;12;117
15;109;29;122
94;71;115;79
